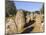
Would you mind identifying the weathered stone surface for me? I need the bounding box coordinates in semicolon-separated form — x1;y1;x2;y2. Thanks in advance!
32;14;44;32
6;17;17;34
6;11;44;34
15;11;25;33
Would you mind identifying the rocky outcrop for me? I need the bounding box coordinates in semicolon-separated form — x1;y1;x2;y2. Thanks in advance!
6;17;17;35
5;11;44;34
15;10;25;33
32;14;44;32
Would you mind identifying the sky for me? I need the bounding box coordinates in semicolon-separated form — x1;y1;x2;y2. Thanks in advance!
14;1;43;11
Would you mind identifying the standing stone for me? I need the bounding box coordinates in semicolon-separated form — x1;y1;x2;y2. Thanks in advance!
15;10;25;33
32;14;44;32
26;15;30;23
6;17;17;34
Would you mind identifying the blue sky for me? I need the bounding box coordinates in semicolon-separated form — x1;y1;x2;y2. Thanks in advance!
14;2;43;11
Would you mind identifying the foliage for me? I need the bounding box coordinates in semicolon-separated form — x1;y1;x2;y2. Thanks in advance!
5;0;17;17
40;3;44;14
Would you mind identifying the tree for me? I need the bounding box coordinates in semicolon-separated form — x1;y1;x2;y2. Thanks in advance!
5;0;17;17
35;11;40;14
40;3;44;14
